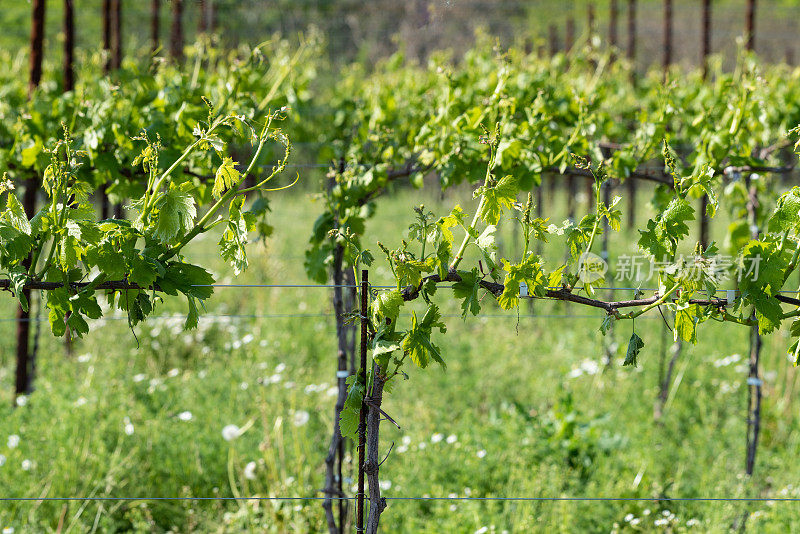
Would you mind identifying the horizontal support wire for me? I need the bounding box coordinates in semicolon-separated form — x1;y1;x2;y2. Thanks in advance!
5;282;800;292
0;313;660;323
0;496;798;502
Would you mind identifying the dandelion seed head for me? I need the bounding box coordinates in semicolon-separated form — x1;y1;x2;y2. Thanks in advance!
222;424;241;441
244;461;257;480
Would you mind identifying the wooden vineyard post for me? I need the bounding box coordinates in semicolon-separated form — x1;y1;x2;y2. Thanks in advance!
698;1;712;249
701;0;712;79
151;0;160;53
744;177;762;476
17;0;46;399
745;0;756;52
198;0;208;34
566;173;576;222
627;0;636;65
700;0;711;252
663;0;673;70
63;0;75;354
63;0;74;92
170;0;184;63
111;0;123;70
626;177;636;229
356;270;368;533
626;0;636;85
609;0;619;49
548;24;558;57
626;0;637;226
323;160;353;534
565;16;575;53
102;0;112;73
100;0;113;219
111;0;124;219
602;179;614;368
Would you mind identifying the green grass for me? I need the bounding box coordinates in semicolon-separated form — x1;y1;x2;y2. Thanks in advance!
0;182;799;532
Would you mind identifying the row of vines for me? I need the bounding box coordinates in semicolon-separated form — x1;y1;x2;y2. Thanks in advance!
3;2;800;533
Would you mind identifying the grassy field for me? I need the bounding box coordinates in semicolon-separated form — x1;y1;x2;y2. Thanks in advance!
0;178;798;532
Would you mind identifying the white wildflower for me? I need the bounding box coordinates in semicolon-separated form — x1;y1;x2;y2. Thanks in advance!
431;433;443;443
242;334;254;344
244;461;257;480
132;374;147;383
222;424;241;441
476;449;487;459
275;363;286;373
15;396;27;407
446;434;457;444
178;411;193;421
123;417;134;436
21;459;32;471
379;480;392;491
7;435;20;449
293;411;310;427
167;368;180;378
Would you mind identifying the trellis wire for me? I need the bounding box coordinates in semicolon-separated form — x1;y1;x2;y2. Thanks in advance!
0;313;665;323
0;495;798;502
7;282;800;293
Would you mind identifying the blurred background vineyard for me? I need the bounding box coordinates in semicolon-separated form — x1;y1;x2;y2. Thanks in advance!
2;1;800;68
3;1;800;533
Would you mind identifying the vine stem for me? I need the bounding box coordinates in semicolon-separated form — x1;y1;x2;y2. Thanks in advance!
140;137;203;223
364;366;387;534
450;148;495;271
622;283;681;319
159;114;283;262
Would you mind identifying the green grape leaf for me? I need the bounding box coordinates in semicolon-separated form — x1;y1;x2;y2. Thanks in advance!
185;296;200;330
339;373;366;440
153;183;197;243
452;268;481;318
402;304;446;369
373;289;404;326
674;305;698;344
638;197;694;259
159;262;215;300
768;188;800;233
600;314;615;335
478;174;517;225
624;332;645;367
213;157;241;199
497;255;546;310
5;194;31;235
